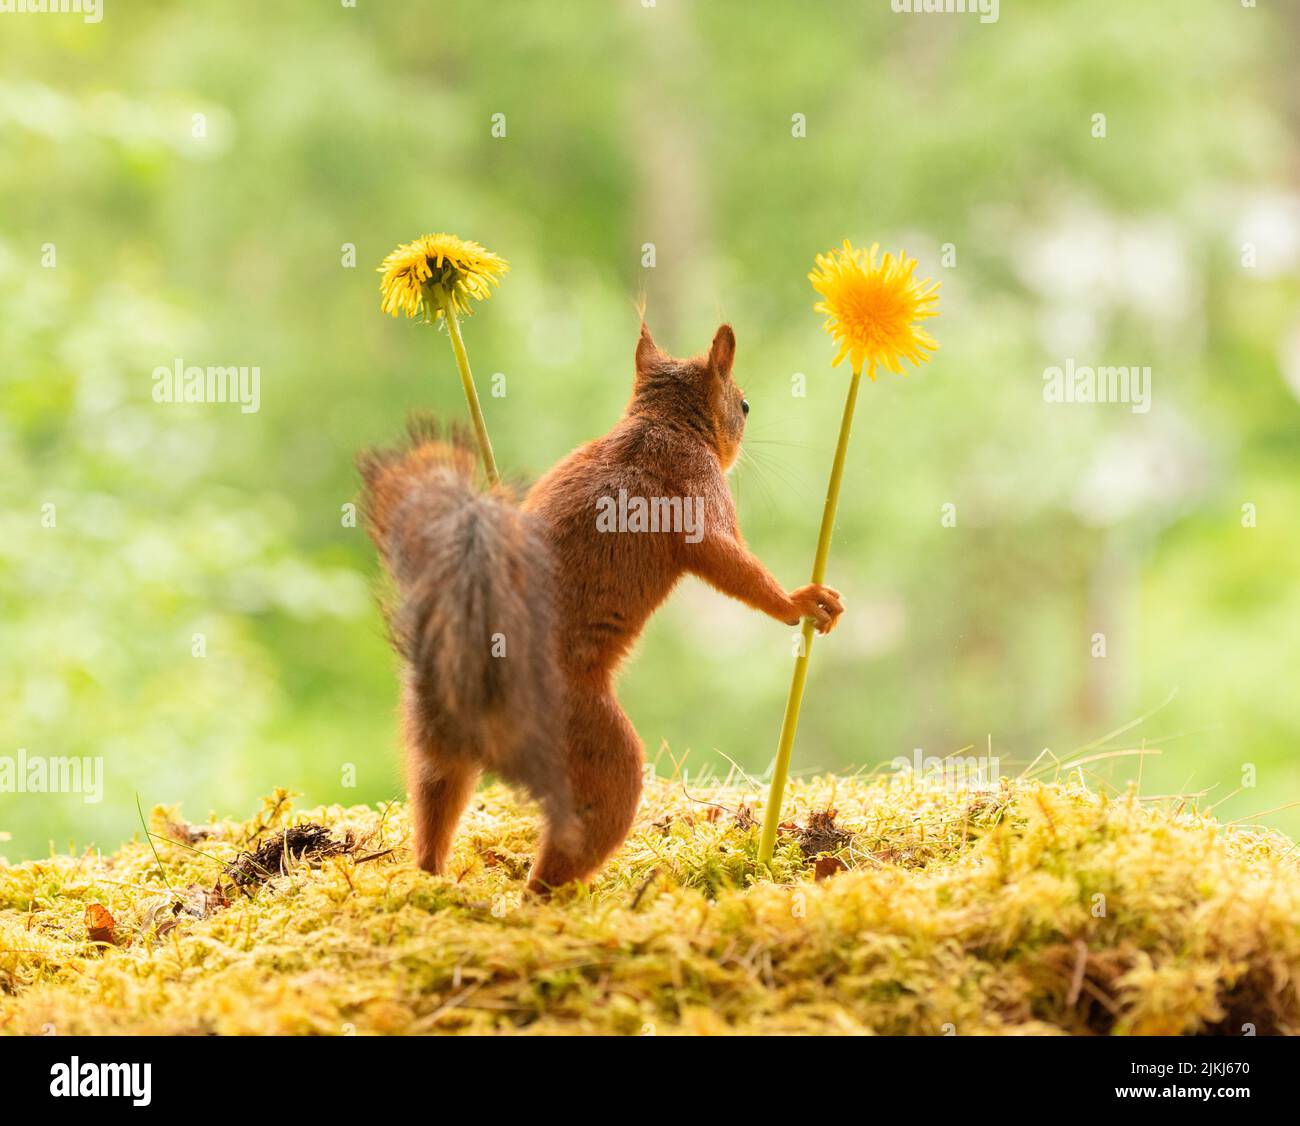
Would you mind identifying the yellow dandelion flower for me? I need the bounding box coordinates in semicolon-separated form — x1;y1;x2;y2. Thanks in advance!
376;233;509;485
809;240;940;379
377;233;508;321
760;238;941;864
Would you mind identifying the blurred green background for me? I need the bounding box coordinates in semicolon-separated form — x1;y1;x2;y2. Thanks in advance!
3;1;1298;860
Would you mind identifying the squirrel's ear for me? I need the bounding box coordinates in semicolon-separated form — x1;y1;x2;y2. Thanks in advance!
708;324;736;379
635;322;660;375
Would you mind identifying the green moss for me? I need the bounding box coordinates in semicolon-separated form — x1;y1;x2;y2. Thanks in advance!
1;775;1297;1035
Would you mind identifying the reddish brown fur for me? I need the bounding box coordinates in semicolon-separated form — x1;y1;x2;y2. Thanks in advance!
361;325;843;893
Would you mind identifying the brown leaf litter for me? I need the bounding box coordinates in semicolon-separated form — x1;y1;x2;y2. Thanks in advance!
223;823;355;888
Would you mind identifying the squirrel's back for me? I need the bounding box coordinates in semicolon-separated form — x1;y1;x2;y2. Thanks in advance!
524;416;722;681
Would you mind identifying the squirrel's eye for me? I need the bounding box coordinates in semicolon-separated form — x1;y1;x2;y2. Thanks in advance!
741;398;750;416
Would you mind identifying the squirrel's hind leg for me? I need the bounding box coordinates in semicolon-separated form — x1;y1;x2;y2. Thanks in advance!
527;688;643;894
402;677;480;875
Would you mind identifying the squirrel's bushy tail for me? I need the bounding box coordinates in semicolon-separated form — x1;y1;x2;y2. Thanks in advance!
358;417;573;834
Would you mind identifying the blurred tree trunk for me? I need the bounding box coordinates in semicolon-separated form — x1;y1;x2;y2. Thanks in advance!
625;3;713;340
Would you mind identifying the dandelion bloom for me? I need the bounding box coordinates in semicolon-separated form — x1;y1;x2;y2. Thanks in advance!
378;233;508;321
759;240;940;862
809;241;940;378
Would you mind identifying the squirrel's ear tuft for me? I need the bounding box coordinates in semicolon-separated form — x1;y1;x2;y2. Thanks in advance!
636;322;660;375
708;324;736;379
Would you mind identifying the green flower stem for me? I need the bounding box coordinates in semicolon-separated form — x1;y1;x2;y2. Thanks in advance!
441;302;500;487
758;364;865;865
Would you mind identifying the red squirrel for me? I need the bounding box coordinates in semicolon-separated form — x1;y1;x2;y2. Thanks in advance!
360;323;844;892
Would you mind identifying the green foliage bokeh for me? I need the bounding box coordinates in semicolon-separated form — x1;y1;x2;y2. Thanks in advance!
2;1;1298;858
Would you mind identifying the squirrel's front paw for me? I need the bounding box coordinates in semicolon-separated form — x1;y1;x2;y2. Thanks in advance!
789;583;844;634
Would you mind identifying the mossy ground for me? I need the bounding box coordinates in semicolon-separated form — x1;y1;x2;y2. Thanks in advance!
2;772;1298;1035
